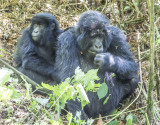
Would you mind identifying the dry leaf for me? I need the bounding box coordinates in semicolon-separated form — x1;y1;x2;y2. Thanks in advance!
92;114;104;125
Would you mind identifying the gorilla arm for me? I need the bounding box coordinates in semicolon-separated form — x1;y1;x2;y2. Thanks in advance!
94;26;138;80
54;29;81;82
19;29;57;80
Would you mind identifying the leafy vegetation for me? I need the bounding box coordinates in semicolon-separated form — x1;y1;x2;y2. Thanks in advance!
0;67;104;124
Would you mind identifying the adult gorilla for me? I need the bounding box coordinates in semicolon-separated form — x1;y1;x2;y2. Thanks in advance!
14;13;63;85
55;11;139;120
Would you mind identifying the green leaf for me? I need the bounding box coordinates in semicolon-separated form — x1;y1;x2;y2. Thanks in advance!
124;6;130;10
132;115;137;124
115;9;119;14
29;100;40;114
67;112;73;124
49;120;61;125
51;82;75;106
108;120;119;125
103;94;110;104
110;109;118;115
111;73;116;77
76;84;89;103
97;82;108;100
126;119;132;125
0;48;5;52
155;39;160;45
0;87;13;101
42;83;54;90
126;114;133;125
133;1;138;6
0;55;4;57
34;97;49;106
74;67;85;82
0;68;13;85
140;109;145;114
76;84;89;108
23;79;32;100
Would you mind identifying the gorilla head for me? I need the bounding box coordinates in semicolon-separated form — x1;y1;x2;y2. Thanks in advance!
29;13;62;46
75;11;111;59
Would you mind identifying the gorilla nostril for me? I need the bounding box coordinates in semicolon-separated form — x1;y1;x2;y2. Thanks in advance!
99;45;102;48
95;45;102;49
34;31;38;33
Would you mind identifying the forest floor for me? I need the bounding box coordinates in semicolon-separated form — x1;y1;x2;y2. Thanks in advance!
0;1;160;125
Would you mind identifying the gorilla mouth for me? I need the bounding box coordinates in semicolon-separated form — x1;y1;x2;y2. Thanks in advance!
88;50;98;55
88;50;103;55
32;36;40;41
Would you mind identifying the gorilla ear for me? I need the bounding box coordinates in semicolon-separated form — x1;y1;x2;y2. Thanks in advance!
51;23;56;30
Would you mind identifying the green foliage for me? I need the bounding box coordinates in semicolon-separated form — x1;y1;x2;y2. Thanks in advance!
155;39;160;45
72;111;87;125
29;100;40;114
0;48;5;57
67;113;73;125
126;114;137;125
0;68;23;101
0;67;108;124
108;120;119;125
43;67;102;111
97;81;110;105
97;82;108;100
110;109;118;115
103;94;110;105
124;6;130;11
73;67;101;92
49;120;62;125
42;67;108;124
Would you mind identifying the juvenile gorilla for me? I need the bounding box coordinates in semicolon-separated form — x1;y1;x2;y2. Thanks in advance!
14;13;63;85
55;11;139;119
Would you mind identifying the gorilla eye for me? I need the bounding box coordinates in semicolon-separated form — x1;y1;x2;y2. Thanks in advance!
33;24;38;28
38;23;45;29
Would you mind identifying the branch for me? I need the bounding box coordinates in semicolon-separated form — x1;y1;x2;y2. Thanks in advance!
0;58;52;94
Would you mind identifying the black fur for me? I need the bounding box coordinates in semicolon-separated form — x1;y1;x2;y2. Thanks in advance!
14;13;63;84
55;11;138;120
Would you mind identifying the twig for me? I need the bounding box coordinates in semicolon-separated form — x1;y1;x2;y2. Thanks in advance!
101;0;108;13
82;2;89;11
0;58;51;94
102;101;160;119
137;31;147;91
104;82;143;125
137;31;142;82
145;113;150;125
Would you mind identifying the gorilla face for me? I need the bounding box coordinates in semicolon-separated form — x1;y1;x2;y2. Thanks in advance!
32;23;46;42
88;29;105;53
77;26;106;58
30;17;56;46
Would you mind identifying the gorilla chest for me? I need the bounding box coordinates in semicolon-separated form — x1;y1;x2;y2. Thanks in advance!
79;57;97;73
36;47;55;62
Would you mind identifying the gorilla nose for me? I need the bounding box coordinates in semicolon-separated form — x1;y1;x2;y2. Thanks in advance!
34;30;38;33
95;44;102;49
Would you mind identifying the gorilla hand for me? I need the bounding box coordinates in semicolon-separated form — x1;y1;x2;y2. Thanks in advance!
94;53;115;69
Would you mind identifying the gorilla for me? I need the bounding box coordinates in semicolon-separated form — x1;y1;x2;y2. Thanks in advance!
54;11;139;120
14;13;63;85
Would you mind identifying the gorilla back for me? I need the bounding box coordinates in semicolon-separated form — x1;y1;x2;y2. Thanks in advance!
14;13;63;85
55;11;139;119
